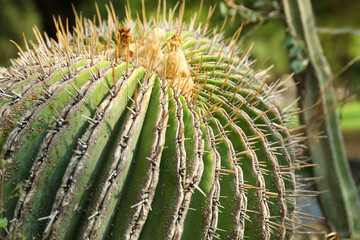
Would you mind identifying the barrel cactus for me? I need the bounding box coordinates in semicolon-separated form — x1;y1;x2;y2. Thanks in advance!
0;2;312;239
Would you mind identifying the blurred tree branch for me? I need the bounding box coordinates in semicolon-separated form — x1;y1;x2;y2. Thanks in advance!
317;27;360;35
282;0;360;237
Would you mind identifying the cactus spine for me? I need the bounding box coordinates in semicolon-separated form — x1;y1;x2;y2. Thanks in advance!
0;2;311;239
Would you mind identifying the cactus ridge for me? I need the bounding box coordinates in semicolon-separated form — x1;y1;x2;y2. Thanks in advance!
0;1;314;239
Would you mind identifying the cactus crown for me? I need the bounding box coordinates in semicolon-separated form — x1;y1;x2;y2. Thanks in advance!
0;1;314;239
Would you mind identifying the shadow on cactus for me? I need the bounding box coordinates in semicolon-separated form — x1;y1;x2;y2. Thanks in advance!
0;1;317;239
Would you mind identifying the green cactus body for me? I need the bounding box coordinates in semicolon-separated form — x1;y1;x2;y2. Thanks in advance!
0;2;309;239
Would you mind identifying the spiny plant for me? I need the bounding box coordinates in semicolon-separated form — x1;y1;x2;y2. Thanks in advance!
0;1;316;239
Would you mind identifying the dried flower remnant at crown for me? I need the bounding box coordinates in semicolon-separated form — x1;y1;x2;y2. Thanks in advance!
165;34;192;94
115;27;133;59
168;34;183;51
139;27;166;60
110;27;192;95
139;28;166;74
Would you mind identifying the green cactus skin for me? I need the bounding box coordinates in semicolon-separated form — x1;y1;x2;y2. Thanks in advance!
0;2;313;240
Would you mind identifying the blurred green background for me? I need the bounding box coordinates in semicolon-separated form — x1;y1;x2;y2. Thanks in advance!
0;0;359;160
